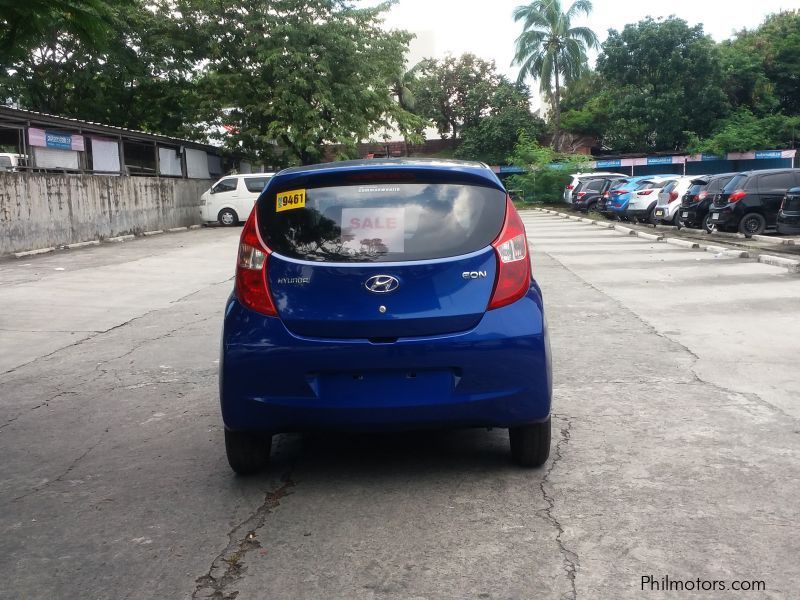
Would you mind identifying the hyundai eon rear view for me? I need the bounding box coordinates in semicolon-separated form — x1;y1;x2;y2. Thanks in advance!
219;159;552;474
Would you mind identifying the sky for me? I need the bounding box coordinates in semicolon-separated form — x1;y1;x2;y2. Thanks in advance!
377;0;798;87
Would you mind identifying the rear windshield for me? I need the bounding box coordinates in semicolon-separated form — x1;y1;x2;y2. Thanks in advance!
258;182;506;263
722;174;747;193
609;180;628;190
707;176;733;193
686;183;706;196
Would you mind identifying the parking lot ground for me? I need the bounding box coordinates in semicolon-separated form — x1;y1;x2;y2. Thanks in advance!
1;219;799;599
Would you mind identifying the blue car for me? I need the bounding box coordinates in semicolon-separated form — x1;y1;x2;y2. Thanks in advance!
607;176;652;216
220;159;552;473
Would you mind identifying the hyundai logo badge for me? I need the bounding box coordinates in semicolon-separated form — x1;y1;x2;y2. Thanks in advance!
365;275;400;293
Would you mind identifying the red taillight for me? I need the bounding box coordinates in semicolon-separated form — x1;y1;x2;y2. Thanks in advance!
611;190;624;195
729;190;746;203
698;191;708;201
576;192;586;198
669;191;678;202
236;210;277;316
638;189;653;196
488;197;530;310
603;191;609;199
566;184;574;190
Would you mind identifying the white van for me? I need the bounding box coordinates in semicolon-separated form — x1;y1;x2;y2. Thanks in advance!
0;153;24;172
200;173;275;226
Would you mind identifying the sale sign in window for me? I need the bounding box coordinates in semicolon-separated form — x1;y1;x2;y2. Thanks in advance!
341;207;405;255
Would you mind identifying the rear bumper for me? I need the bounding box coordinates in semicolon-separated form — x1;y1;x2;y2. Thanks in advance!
776;214;800;235
220;287;552;433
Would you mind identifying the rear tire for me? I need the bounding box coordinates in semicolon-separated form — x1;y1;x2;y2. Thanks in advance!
218;208;239;227
225;429;272;475
738;213;766;237
509;417;551;467
672;211;681;227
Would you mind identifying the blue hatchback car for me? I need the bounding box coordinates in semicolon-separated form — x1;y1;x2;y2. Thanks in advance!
608;176;652;216
219;159;552;474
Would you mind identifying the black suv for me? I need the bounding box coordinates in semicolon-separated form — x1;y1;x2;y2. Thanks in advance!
679;173;736;232
776;187;800;235
572;176;620;213
708;169;800;236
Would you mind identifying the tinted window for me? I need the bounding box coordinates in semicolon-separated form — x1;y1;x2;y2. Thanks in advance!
244;177;270;193
258;183;506;263
212;178;238;193
584;179;605;192
661;181;677;193
758;172;796;193
722;174;747;193
707;176;732;193
686;183;706;196
610;180;628;191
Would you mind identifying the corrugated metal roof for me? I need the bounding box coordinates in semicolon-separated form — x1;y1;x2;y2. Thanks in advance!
0;105;223;153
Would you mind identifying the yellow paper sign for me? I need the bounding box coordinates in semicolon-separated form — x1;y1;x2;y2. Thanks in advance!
276;189;306;212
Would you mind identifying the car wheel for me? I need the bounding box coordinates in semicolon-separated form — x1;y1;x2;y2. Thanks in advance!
509;417;551;467
218;208;239;227
738;213;766;237
673;211;682;227
702;214;714;233
225;429;272;475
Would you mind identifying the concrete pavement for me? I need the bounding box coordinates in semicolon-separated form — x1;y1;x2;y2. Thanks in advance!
1;219;798;599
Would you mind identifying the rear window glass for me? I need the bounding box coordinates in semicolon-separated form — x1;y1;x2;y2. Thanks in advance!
686;183;705;196
661;181;677;193
258;183;506;263
722;174;747;193
610;180;628;190
584;179;605;192
707;176;732;193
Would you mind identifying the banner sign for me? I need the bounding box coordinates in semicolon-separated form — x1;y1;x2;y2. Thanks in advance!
754;150;783;160
646;156;674;165
701;153;722;161
28;127;84;152
595;159;621;168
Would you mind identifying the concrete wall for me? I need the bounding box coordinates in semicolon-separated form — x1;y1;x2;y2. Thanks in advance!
0;173;211;255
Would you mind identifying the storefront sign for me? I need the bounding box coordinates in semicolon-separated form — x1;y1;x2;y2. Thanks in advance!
28;127;84;152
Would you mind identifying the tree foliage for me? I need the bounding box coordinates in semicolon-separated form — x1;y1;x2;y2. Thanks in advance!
455;79;546;165
506;131;591;202
595;17;728;152
182;0;412;165
512;0;598;145
408;54;505;141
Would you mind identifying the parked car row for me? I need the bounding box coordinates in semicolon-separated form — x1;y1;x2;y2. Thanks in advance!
567;168;800;236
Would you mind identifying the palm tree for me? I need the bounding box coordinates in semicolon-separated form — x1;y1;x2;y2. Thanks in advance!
512;0;598;148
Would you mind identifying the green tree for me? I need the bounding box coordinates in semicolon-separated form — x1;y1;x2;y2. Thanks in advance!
408;54;502;142
720;11;800;116
506;131;590;202
455;80;546;165
0;0;117;58
512;0;598;147
0;1;201;137
185;0;412;165
687;110;800;155
596;17;728;152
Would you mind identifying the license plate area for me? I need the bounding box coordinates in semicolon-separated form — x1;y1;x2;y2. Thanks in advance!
712;213;720;220
314;369;458;406
682;211;689;218
655;209;664;217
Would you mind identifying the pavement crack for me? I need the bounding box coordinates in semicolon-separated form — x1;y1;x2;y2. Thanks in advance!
531;239;797;423
12;433;105;502
540;414;579;600
192;472;296;600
